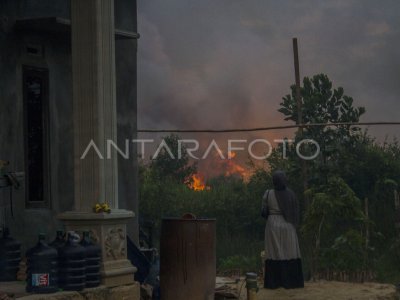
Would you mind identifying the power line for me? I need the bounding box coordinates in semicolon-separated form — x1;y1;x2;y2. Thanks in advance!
137;121;400;133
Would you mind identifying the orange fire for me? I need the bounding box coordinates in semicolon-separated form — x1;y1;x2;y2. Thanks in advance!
188;152;252;189
188;173;209;191
224;151;251;181
194;150;252;182
228;151;235;159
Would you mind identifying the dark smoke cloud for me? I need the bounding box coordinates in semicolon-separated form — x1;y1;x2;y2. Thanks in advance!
137;0;400;173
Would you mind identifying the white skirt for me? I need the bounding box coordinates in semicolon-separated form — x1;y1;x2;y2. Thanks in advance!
265;215;301;260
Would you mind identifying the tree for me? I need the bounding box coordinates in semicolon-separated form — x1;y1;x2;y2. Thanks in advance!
271;74;366;187
268;74;375;279
279;74;365;129
269;74;400;281
150;134;197;184
301;177;363;279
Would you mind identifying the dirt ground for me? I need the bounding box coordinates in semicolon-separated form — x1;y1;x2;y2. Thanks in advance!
2;279;398;299
238;280;397;300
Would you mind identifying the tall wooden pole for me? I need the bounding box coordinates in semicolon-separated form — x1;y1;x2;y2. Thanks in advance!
293;38;302;129
363;197;369;280
292;38;308;207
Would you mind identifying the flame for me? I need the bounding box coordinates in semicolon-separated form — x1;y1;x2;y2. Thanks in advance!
224;152;251;180
195;150;253;181
228;151;236;159
188;173;209;191
189;152;252;186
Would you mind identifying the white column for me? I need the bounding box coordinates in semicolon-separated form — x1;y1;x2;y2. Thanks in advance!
71;0;118;211
59;0;137;289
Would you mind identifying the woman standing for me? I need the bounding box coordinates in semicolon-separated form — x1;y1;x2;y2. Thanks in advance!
262;170;304;289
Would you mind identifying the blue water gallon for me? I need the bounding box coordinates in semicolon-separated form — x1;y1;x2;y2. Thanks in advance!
0;228;21;281
58;232;86;291
50;230;66;250
80;231;101;288
26;234;58;293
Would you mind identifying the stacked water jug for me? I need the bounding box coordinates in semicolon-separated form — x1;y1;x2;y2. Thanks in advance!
25;231;101;293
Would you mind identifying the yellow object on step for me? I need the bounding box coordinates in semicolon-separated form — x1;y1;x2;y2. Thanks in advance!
93;203;111;213
101;203;111;213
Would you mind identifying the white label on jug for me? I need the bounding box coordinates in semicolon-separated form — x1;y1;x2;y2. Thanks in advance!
32;273;49;286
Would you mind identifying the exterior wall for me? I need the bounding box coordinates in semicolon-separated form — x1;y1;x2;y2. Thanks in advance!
115;0;139;243
0;0;72;251
0;0;139;251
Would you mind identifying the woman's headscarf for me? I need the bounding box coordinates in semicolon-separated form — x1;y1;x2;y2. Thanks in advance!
272;170;299;227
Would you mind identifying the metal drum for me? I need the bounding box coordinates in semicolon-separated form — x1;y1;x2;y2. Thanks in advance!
160;215;216;300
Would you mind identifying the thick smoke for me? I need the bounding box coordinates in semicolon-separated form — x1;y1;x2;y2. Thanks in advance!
137;0;400;175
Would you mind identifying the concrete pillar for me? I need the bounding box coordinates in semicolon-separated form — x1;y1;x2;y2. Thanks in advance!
59;0;137;289
70;0;118;211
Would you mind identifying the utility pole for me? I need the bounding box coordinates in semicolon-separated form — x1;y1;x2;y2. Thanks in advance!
293;38;302;130
292;38;308;208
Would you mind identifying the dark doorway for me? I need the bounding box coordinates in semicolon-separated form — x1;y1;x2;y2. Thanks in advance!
23;66;50;208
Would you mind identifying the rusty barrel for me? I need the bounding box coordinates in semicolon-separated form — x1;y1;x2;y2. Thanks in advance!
160;215;216;300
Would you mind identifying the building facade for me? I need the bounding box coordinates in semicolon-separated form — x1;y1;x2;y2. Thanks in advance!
0;0;139;251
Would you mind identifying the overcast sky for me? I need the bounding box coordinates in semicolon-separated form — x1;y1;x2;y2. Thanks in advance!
136;0;400;173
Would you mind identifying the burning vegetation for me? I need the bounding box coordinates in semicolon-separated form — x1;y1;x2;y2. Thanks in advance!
187;151;251;191
188;173;209;191
224;151;251;180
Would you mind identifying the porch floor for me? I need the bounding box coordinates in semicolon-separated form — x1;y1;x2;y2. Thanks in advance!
0;281;140;300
